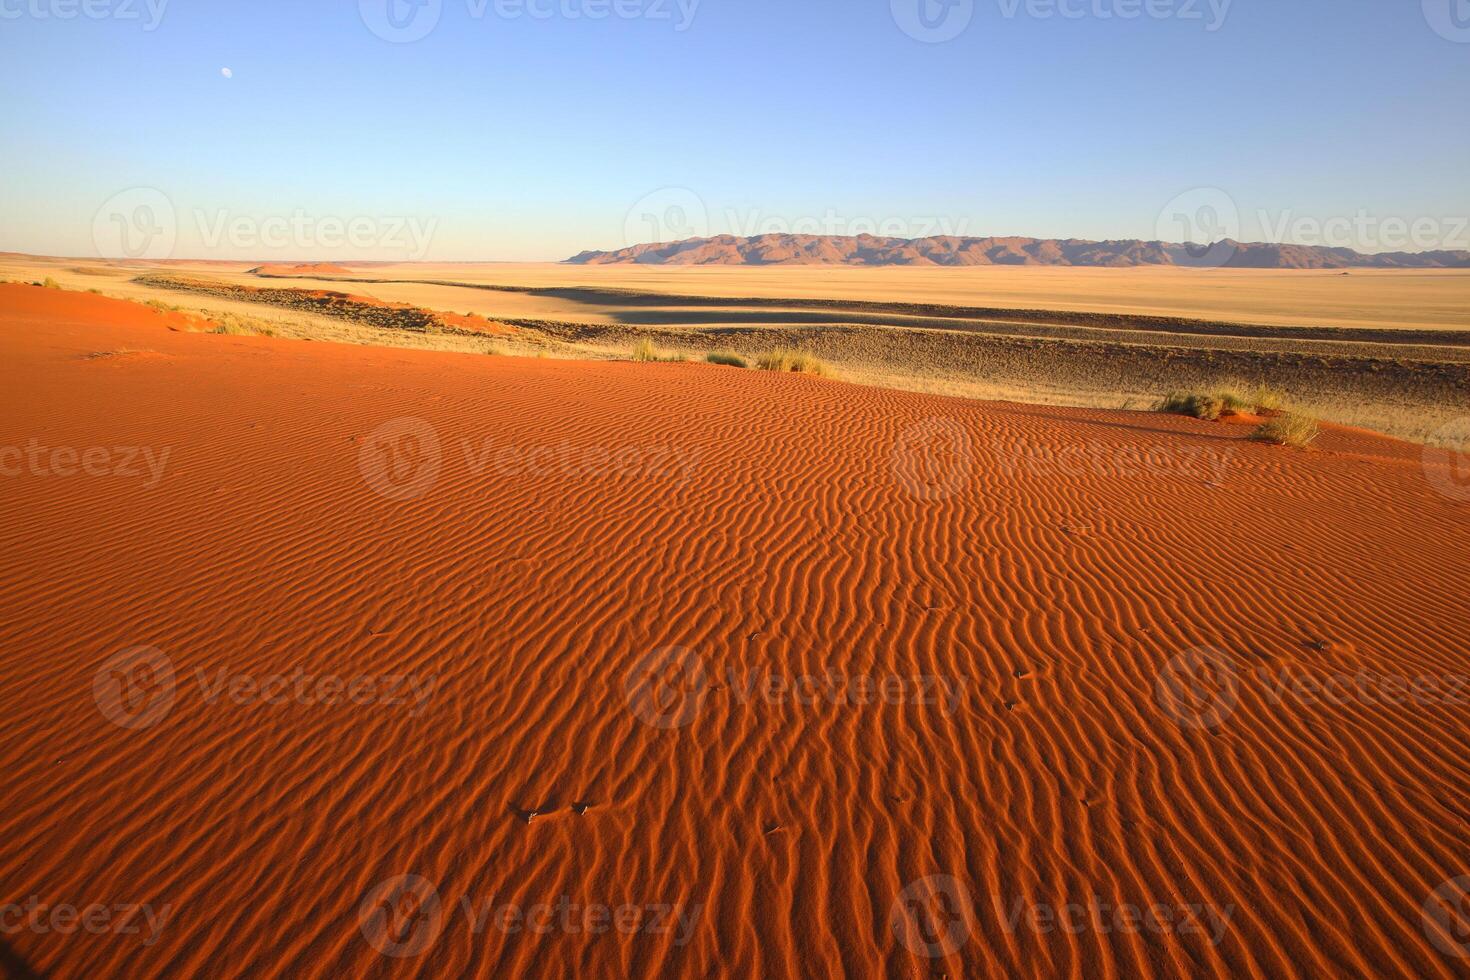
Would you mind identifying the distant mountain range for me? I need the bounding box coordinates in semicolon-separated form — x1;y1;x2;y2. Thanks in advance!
567;234;1470;269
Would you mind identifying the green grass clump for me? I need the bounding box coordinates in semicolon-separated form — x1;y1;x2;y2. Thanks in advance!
755;348;828;376
1250;413;1320;448
705;351;748;368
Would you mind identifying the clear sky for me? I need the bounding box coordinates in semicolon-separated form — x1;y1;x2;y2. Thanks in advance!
2;0;1468;260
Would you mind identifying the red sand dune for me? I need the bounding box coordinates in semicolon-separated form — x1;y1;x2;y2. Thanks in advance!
2;283;1470;978
137;274;517;337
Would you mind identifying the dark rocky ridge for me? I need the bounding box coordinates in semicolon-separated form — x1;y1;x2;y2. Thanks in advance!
568;234;1470;268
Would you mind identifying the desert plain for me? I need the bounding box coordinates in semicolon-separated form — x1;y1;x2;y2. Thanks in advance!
5;254;1466;442
1;256;1469;978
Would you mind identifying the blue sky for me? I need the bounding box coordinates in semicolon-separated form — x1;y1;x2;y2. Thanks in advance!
2;0;1467;260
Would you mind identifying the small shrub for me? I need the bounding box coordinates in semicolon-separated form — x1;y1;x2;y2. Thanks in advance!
1161;385;1288;420
1158;387;1287;423
705;351;748;368
42;277;61;290
756;348;827;376
1251;413;1320;448
1158;392;1225;421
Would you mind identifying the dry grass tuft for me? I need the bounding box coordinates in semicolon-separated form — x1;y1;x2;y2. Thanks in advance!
83;348;146;359
631;338;683;363
705;351;748;368
756;348;828;376
1250;384;1286;413
208;314;278;338
1218;390;1255;415
1251;413;1320;448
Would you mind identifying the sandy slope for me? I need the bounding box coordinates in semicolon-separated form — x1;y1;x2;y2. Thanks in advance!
2;284;1469;978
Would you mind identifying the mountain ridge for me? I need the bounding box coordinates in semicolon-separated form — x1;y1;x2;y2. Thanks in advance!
566;234;1470;269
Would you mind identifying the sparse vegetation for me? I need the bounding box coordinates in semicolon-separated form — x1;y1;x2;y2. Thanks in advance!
1216;382;1287;415
146;299;182;313
11;262;1440;444
705;351;748;368
208;315;277;338
1250;384;1285;413
630;338;683;363
1218;391;1254;415
1160;383;1289;421
756;348;828;376
1251;413;1320;448
41;277;61;290
1158;392;1226;421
